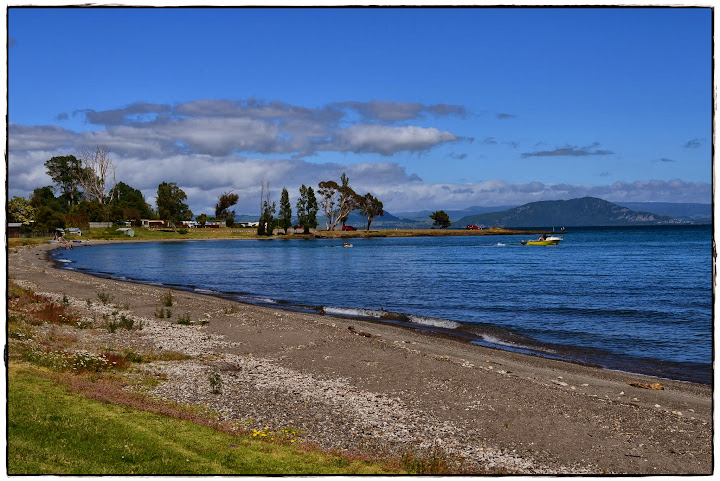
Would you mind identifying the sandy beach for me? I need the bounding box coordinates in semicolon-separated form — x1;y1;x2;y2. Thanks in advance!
7;240;713;474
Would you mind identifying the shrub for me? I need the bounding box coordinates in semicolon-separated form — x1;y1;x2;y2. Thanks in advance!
176;312;192;325
162;291;173;307
118;314;135;330
208;372;223;394
96;291;113;305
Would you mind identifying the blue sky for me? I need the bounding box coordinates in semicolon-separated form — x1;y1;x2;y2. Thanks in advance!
7;6;713;215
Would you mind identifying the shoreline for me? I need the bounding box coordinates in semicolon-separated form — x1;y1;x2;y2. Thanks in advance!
50;238;711;385
8;241;713;474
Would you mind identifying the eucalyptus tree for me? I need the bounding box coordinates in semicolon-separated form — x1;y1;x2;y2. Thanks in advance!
360;193;384;232
156;182;192;231
317;172;362;231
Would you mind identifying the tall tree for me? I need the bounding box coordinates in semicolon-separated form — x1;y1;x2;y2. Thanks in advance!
278;187;292;234
109;181;153;219
156;182;193;231
317;172;362;231
44;155;82;208
296;184;319;234
359;193;384;232
257;182;276;236
77;145;116;204
215;191;239;221
430;210;451;228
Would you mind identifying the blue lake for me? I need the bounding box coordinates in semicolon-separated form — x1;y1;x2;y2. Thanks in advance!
54;225;713;384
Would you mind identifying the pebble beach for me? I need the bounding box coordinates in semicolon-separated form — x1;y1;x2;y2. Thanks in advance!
8;240;713;474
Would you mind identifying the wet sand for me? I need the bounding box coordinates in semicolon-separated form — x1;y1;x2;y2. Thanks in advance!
7;240;713;474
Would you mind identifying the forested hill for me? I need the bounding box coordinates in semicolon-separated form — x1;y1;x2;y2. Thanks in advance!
455;197;685;228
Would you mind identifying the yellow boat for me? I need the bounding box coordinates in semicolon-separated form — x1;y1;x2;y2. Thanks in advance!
521;235;563;246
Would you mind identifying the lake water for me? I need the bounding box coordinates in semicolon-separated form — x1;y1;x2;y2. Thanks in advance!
53;225;713;384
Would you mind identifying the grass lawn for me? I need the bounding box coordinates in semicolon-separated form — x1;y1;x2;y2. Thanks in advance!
7;364;400;475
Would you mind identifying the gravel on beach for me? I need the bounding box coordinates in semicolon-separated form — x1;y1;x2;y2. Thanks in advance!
8;241;713;474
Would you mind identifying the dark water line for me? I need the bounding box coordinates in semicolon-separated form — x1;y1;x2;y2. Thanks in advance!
52;258;711;385
50;226;713;385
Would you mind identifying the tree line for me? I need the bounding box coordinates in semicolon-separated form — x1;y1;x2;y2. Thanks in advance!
8;146;386;235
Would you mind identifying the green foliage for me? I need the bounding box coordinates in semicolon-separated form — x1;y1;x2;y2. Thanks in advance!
296;184;319;234
430;210;451;228
225;217;234;228
175;312;192;325
360;193;384;231
215;191;239;221
196;214;208;226
8;196;36;225
109;181;154;219
70;201;107;222
156;182;193;231
44;155;82;209
33;206;66;233
31;186;67;214
278;187;293;233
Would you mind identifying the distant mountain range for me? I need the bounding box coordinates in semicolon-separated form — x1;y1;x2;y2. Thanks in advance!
232;198;710;228
455;197;699;228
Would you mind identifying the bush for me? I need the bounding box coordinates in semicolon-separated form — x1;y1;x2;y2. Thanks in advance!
162;291;174;307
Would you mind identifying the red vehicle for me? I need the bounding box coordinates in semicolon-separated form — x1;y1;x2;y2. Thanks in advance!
467;225;480;230
341;225;358;231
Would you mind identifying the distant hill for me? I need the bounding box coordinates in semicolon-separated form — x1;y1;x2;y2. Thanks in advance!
455;197;687;228
615;202;711;222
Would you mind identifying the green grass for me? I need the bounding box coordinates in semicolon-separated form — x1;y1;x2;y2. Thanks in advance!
7;365;398;475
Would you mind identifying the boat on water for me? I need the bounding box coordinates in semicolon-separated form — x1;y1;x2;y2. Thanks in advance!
521;235;563;246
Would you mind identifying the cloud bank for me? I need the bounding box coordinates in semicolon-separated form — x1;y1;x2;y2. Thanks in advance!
8;98;711;215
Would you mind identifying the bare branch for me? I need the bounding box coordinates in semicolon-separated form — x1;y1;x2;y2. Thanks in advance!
77;145;116;204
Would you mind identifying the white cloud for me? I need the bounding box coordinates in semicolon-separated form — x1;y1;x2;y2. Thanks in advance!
7;98;711;216
325;125;458;156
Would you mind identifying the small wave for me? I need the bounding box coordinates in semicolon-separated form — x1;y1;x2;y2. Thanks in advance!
323;306;384;318
56;259;73;264
194;288;217;294
408;315;459;329
495;242;506;246
245;296;278;304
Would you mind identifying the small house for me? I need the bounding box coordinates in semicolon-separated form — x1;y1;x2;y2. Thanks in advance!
141;219;165;228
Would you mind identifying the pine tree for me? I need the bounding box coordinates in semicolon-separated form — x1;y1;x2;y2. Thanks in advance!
278;187;292;234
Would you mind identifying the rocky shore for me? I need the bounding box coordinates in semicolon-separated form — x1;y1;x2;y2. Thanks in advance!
7;241;713;474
